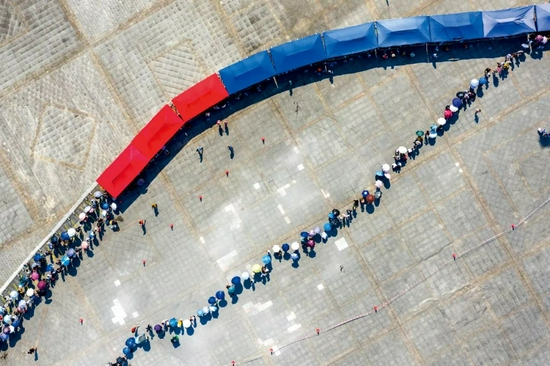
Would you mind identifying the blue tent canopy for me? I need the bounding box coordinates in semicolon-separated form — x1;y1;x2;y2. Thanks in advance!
536;4;550;31
323;22;377;58
270;34;327;74
482;6;536;38
376;16;431;47
218;51;277;94
429;12;484;42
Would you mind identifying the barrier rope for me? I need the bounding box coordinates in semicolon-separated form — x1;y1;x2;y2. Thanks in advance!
235;195;550;363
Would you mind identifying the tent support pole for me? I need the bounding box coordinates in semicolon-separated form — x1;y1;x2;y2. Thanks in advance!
273;76;279;88
426;44;429;63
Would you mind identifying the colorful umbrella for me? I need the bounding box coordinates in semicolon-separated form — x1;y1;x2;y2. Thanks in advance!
252;264;262;273
169;318;178;327
61;255;70;267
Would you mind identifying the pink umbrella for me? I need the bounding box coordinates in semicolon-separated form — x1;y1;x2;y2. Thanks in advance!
375;180;383;188
30;272;39;281
81;242;89;250
307;240;315;248
535;34;543;42
79;213;87;221
37;281;47;291
444;109;452;119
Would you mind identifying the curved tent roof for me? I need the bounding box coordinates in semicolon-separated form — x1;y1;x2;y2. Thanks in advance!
536;4;550;31
218;51;277;94
376;16;431;47
482;6;536;38
323;22;377;58
429;12;484;42
171;74;229;122
270;34;327;74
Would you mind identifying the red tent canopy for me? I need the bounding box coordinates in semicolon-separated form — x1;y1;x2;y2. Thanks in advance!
172;74;229;122
96;144;149;198
132;105;185;160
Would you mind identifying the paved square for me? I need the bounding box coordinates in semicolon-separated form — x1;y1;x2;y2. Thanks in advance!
0;1;549;365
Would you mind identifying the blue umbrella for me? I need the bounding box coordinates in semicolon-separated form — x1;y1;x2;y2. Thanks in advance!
0;333;8;342
300;232;308;238
282;243;290;251
324;223;332;231
291;253;299;261
125;337;136;347
123;347;132;356
88;231;95;239
215;291;225;300
452;97;462;108
328;213;335;219
46;264;54;272
479;76;487;85
375;171;384;177
50;236;59;244
61;255;70;267
34;253;43;262
227;285;236;295
197;309;204;317
231;276;241;285
169;318;178;327
362;190;369;198
12;319;21;329
67;248;75;258
208;296;217;305
101;202;109;210
262;255;271;265
60;232;70;241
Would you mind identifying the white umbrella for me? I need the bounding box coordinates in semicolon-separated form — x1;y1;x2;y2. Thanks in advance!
9;291;18;300
81;241;89;250
375;180;383;188
110;203;117;211
470;78;479;88
437;118;446;126
26;289;34;297
381;164;390;173
397;146;407;154
84;206;92;213
94;191;102;198
449;105;458;112
67;228;76;238
272;245;281;253
79;213;87;221
182;319;191;328
101;210;107;217
291;242;300;251
241;272;250;281
202;306;210;314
